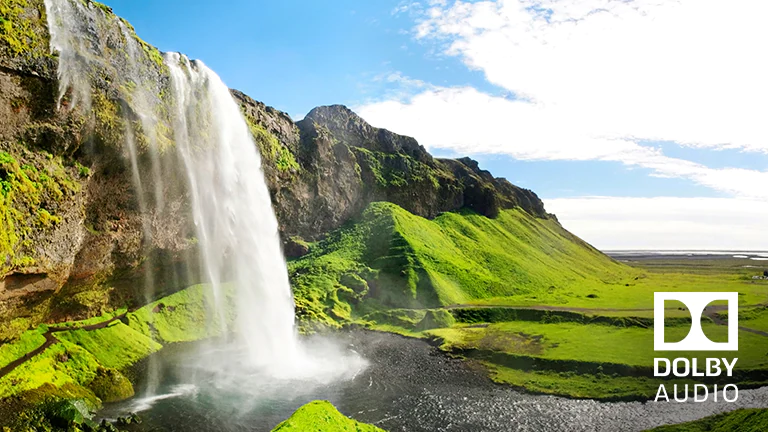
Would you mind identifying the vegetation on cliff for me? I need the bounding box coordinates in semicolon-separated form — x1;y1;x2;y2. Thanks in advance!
0;146;82;273
0;0;49;57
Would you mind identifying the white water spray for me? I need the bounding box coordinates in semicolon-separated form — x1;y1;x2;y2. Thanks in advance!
164;53;301;372
44;0;366;384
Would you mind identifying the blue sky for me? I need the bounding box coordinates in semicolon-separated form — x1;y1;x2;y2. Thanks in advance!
105;0;492;118
105;0;768;250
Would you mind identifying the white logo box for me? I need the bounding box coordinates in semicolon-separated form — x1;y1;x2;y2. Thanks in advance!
654;292;738;352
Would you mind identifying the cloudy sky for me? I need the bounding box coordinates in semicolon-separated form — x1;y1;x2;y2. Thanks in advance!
109;0;767;250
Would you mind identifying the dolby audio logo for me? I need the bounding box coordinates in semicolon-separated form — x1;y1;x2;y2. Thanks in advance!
654;292;738;351
653;292;739;403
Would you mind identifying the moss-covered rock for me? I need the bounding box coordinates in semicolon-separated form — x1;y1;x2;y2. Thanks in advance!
271;400;385;432
415;309;456;331
86;367;133;403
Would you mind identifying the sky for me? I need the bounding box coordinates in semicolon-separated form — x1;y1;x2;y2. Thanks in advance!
105;0;768;251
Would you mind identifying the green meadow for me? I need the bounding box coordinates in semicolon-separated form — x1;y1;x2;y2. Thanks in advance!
284;202;768;400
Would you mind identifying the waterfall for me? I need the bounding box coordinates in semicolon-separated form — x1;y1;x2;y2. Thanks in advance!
42;0;364;383
164;53;301;371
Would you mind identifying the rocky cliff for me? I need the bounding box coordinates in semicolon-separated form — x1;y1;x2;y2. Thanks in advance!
0;0;550;339
237;94;549;241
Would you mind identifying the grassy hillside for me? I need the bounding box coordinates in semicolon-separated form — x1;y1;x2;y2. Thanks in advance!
0;284;236;430
288;203;768;400
271;400;385;432
290;201;633;326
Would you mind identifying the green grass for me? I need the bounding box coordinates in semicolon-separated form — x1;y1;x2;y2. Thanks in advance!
285;202;768;402
55;323;161;370
270;400;385;432
647;409;768;432
427;321;768;369
467;271;768;312
127;283;236;344
485;364;694;400
289;201;633;326
0;326;47;370
421;316;768;400
0;284;229;404
735;306;768;332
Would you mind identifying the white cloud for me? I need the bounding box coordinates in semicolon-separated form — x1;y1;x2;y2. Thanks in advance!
356;0;768;201
416;0;768;152
357;86;768;200
545;197;768;250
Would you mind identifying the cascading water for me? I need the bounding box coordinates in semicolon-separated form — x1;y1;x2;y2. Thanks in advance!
164;53;302;371
43;0;366;398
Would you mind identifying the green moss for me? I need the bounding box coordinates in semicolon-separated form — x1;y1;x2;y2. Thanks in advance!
127;283;236;344
141;40;164;69
353;147;442;189
0;326;47;369
243;114;300;173
0;148;81;273
647;409;768;432
0;0;49;57
87;367;134;403
92;92;125;147
89;1;112;15
0;284;230;407
74;162;91;178
415;309;455;330
362;309;427;329
0;342;102;399
36;208;61;227
55;323;162;370
271;400;386;432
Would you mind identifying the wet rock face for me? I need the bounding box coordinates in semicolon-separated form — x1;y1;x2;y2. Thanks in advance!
0;0;194;335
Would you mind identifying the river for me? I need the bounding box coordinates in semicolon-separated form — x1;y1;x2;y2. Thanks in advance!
101;330;768;431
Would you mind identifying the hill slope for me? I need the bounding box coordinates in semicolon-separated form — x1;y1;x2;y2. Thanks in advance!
290;202;632;327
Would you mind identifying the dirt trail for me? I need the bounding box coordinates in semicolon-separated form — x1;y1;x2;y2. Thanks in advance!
0;313;127;381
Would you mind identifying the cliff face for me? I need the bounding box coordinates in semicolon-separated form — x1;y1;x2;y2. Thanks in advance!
236;94;549;241
0;0;550;338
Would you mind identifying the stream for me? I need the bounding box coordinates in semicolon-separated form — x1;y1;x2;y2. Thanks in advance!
101;330;768;432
